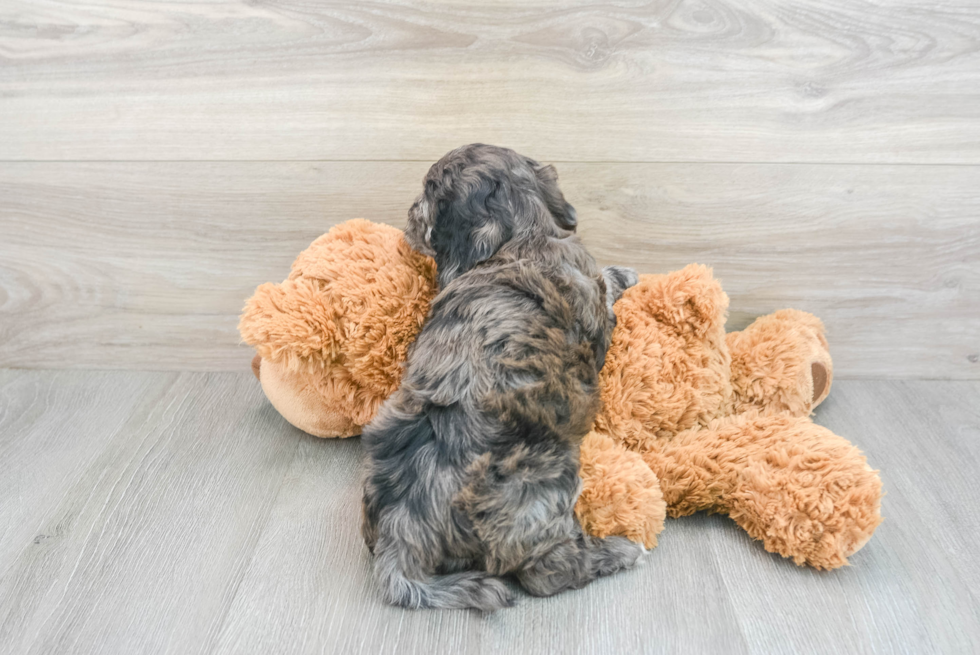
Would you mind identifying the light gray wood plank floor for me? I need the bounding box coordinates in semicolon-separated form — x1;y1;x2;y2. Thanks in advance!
1;370;977;654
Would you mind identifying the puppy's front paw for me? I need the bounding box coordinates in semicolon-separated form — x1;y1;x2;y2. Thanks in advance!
602;266;639;305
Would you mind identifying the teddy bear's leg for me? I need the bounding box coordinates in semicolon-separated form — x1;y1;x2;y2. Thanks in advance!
575;431;667;549
642;412;882;570
726;309;833;417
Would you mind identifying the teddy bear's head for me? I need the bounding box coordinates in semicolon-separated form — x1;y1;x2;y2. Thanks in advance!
239;219;438;437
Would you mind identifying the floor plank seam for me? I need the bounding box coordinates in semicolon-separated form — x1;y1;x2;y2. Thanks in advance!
201;432;304;655
40;376;191;653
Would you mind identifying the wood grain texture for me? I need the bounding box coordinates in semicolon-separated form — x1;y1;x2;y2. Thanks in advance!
1;161;977;377
3;0;977;651
209;436;750;655
1;0;979;162
1;371;978;654
0;370;300;655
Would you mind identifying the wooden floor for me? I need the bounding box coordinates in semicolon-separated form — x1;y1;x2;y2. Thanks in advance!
0;370;977;654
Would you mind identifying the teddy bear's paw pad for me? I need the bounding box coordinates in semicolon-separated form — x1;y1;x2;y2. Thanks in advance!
812;361;830;405
843;531;874;558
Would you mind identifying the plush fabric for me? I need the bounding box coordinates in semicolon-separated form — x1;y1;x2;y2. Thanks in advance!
587;265;880;568
240;220;882;569
252;355;360;438
727;309;834;415
643;411;881;569
576;431;667;549
240;219;437;430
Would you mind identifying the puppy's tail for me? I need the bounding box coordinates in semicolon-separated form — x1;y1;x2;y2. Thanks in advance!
374;542;513;611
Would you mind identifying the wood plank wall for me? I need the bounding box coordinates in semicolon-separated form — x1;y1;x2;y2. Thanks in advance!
1;0;978;378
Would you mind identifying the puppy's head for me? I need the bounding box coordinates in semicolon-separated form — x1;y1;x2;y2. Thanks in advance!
405;144;577;287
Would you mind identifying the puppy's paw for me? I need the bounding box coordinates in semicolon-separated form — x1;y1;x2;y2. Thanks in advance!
602;266;640;305
463;574;515;612
592;535;645;577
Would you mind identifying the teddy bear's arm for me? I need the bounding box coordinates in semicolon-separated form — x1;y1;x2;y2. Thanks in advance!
239;278;344;374
575;431;666;549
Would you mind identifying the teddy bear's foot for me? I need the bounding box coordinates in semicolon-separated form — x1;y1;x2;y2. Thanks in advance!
726;416;881;569
576;431;667;549
727;309;834;417
254;356;362;438
644;412;882;570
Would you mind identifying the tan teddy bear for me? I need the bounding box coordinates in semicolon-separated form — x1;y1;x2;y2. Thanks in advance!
588;267;881;568
240;219;882;568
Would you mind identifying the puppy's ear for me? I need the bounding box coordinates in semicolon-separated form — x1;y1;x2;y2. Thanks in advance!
430;175;513;286
533;163;577;232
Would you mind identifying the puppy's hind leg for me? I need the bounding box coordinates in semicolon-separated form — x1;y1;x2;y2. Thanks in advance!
516;525;644;597
589;533;646;577
464;447;643;599
372;528;514;612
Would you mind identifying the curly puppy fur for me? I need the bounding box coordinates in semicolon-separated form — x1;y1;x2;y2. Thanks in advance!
361;144;643;611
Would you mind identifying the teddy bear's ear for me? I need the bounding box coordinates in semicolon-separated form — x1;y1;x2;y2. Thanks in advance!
239;218;439;417
239;277;344;374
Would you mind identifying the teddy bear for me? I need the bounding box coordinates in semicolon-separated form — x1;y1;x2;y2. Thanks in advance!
240;219;882;569
588;267;882;569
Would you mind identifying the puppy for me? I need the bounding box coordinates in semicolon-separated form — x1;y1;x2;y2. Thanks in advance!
361;144;641;611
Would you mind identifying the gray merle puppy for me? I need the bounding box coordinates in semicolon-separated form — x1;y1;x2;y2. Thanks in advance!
361;144;642;611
